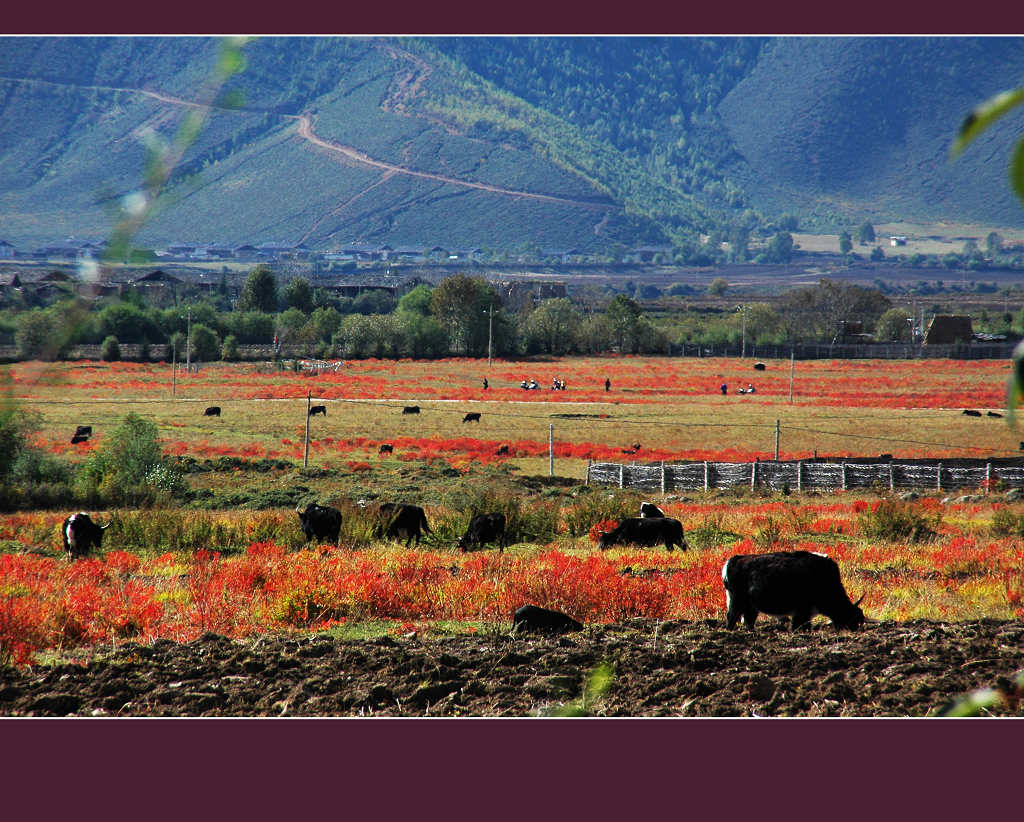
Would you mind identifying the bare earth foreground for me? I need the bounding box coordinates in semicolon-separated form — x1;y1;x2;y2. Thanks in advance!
2;619;1022;717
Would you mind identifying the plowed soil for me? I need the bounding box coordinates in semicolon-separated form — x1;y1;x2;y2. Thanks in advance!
2;619;1022;717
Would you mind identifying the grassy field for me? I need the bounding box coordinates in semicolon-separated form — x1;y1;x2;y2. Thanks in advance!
10;356;1020;476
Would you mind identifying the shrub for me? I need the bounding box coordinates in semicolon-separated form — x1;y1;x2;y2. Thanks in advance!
990;508;1024;537
857;498;939;542
220;334;240;361
76;412;181;505
100;335;121;361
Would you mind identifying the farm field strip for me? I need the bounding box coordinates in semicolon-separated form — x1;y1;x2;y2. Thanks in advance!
7;357;1021;468
2;497;1023;666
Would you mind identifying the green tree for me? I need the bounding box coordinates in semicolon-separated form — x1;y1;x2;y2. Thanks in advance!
523;298;583;355
189;324;220;361
15;310;59;359
875;307;913;342
707;277;729;296
605;294;643;353
839;231;853;255
430;275;499;356
397;284;434;316
305;306;343;344
870;246;886;261
397;312;449;358
767;231;794;263
237;265;278;313
283;276;313;313
220;334;240;361
857;221;876;244
100;335;121;361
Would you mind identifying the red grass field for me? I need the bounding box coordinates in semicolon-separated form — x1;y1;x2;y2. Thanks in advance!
2;354;1023;666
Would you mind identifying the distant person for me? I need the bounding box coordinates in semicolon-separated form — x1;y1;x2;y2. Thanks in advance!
605;378;611;392
482;378;489;390
721;383;727;395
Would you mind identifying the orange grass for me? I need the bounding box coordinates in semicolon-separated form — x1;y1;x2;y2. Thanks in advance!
2;498;1023;664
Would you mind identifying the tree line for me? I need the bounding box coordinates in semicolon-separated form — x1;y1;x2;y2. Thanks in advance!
5;264;1020;363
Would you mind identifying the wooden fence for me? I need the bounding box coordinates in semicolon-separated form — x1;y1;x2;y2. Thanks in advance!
586;458;1024;494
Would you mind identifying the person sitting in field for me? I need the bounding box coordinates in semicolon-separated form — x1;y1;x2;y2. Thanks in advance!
721;383;728;395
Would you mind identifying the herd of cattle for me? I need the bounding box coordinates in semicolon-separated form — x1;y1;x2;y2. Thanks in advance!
59;500;867;636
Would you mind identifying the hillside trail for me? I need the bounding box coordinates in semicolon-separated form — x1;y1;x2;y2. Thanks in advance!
0;74;616;214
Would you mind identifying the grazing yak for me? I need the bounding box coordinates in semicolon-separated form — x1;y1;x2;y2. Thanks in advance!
457;513;507;553
74;425;92;439
462;412;481;423
598;517;687;552
375;502;432;546
204;406;221;417
296;503;343;544
71;433;90;444
512;604;583;635
962;409;982;417
496;445;510;456
639;502;665;518
402;406;420;415
721;550;865;631
61;512;110;560
378;443;394;455
308;405;327;417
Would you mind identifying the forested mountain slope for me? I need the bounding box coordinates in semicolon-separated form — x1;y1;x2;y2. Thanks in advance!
0;36;1021;254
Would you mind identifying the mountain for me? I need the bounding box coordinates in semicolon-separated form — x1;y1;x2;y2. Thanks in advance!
0;36;1022;255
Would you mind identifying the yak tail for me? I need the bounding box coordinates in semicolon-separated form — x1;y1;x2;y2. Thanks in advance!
421;511;432;533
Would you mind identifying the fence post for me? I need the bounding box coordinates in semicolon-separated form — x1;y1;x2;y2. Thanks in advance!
775;419;780;460
797;460;802;491
986;461;992;495
751;461;757;491
549;424;554;477
841;462;847;491
660;461;666;494
586;459;592;486
619;464;624;489
703;461;709;492
937;462;942;492
303;390;311;469
889;463;894;492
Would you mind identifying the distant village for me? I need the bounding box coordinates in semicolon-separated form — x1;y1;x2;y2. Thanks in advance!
0;238;674;266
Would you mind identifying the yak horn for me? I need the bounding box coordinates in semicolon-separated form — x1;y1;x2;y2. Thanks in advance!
853;593;865;607
100;522;111;529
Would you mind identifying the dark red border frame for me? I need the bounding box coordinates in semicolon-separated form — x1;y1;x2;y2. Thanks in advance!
2;2;1022;814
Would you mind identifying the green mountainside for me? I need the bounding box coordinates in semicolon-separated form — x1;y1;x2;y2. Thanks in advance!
0;36;1022;254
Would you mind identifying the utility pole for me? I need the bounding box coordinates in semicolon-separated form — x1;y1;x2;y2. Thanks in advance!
186;307;192;372
775;419;780;460
741;305;747;359
487;303;494;368
172;342;177;398
789;350;795;404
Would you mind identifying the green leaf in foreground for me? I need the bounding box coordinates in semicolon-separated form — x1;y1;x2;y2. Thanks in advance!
546;662;614;717
950;87;1024;159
